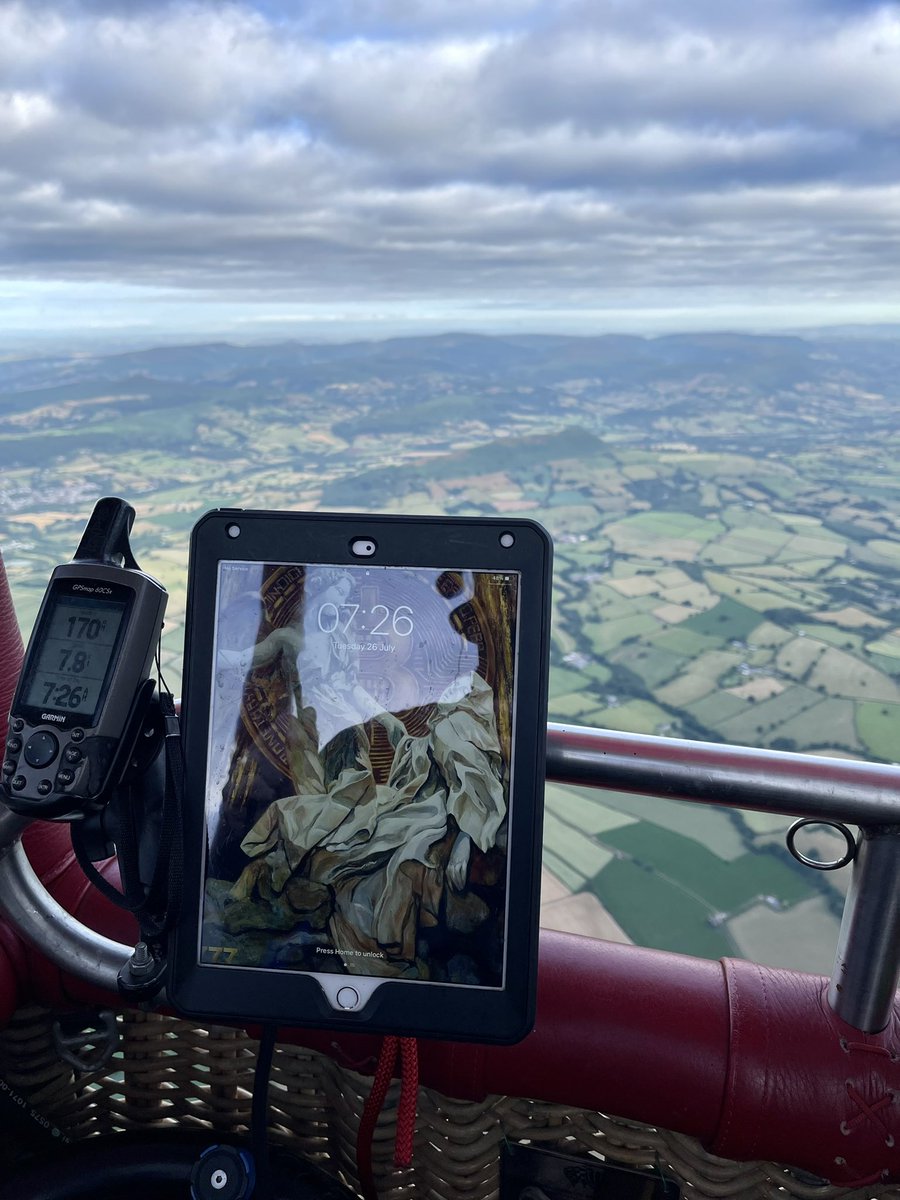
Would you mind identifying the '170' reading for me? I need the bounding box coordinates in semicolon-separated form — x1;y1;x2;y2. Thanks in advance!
66;616;107;640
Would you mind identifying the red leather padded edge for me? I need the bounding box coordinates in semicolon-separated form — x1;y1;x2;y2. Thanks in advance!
0;552;22;743
710;957;900;1188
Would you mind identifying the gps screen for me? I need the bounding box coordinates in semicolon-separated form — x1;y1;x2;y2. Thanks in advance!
23;592;127;721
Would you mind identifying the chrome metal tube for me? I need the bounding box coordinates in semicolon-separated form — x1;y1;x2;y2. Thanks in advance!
0;807;130;990
547;723;900;825
828;827;900;1033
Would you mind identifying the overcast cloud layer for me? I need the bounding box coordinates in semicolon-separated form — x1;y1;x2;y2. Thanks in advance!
2;0;900;344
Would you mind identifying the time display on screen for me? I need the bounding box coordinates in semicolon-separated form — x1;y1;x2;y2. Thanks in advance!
315;602;413;637
24;593;127;719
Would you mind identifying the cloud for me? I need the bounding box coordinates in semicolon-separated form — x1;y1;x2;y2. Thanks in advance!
1;0;899;329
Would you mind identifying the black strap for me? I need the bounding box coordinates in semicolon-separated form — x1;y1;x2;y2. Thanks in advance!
71;691;183;943
144;691;184;936
71;796;144;916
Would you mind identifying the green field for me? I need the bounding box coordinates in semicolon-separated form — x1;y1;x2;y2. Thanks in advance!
808;646;900;701
867;631;900;659
775;697;860;753
608;642;686;690
584;698;673;734
543;783;638;837
684;690;754;728
581;613;661;654
714;684;821;743
549;691;604;720
682;597;767;640
598;823;813;911
572;787;747;861
543;811;614;879
648;626;720;657
548;666;590;698
856;702;900;761
589;859;734;958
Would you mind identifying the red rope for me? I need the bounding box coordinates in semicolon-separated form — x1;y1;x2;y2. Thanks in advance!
356;1035;419;1199
357;1036;398;1200
395;1037;418;1167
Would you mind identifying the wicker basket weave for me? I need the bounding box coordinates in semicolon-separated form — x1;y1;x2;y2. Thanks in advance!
2;1004;898;1200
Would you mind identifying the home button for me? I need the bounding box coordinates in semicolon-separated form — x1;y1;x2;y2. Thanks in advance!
336;986;360;1010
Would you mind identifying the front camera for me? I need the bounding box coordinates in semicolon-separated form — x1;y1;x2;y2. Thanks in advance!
499;531;515;548
226;524;241;539
351;538;377;557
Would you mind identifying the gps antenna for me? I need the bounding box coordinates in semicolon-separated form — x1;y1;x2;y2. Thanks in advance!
73;497;141;570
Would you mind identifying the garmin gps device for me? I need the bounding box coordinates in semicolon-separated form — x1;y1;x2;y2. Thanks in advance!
169;509;552;1043
1;497;167;821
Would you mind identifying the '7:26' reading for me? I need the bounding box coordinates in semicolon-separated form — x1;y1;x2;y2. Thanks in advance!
41;682;89;708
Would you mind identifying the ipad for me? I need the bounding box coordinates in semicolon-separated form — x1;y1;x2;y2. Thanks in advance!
168;509;552;1043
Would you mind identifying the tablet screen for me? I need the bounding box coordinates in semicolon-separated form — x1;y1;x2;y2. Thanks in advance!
200;560;520;990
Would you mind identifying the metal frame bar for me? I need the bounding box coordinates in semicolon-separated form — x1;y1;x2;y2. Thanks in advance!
1;724;899;1031
546;723;900;824
547;723;900;1033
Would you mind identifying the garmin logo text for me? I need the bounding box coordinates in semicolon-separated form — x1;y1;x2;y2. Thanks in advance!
41;713;66;724
73;584;112;595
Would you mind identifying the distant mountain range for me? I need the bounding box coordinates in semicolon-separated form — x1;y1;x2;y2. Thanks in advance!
4;328;900;399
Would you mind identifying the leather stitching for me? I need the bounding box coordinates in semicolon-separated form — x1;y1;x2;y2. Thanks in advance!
838;1038;897;1181
844;1082;893;1137
751;962;770;1160
717;958;740;1150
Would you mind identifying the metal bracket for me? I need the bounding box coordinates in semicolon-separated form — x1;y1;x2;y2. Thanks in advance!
52;1009;120;1074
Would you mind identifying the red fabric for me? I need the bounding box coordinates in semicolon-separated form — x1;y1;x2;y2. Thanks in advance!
0;553;25;1023
0;553;23;742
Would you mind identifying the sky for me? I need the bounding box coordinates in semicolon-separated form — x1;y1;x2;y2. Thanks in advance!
2;0;900;350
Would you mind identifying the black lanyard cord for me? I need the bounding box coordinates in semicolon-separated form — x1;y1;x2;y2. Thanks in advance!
70;690;184;1000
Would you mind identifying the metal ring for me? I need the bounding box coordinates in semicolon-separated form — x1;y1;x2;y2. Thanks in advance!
786;818;857;871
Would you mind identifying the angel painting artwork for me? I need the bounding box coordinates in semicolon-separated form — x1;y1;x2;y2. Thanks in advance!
200;561;519;987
